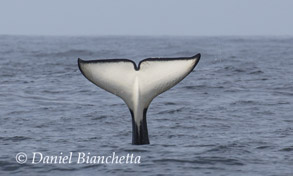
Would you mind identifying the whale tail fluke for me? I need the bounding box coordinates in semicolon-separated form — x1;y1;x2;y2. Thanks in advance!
78;54;201;145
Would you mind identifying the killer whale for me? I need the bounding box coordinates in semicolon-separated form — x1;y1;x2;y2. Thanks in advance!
78;53;201;145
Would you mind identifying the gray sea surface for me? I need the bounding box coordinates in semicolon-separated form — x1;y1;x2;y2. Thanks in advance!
0;35;293;176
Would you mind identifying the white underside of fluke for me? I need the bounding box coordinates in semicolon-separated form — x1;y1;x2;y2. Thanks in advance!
78;54;200;131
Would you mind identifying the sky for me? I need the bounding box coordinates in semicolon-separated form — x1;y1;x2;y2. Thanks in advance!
0;0;293;36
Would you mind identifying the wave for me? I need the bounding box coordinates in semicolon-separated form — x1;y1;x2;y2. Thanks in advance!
33;49;119;58
153;157;244;166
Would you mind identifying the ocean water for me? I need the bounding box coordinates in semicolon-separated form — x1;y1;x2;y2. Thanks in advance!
0;35;293;176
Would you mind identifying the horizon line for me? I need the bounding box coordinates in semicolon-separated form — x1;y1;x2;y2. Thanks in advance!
1;33;293;38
